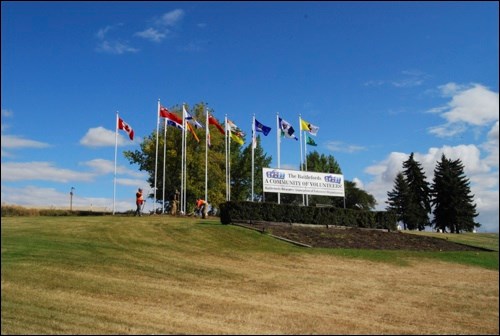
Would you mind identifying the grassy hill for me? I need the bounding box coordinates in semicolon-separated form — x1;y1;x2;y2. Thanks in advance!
2;216;498;334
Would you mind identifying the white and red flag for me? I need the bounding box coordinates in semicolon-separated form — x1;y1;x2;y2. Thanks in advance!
118;117;134;140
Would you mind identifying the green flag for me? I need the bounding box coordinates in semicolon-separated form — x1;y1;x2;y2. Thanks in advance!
306;135;317;146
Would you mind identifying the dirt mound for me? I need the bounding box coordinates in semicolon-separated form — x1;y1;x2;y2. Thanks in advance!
236;222;486;251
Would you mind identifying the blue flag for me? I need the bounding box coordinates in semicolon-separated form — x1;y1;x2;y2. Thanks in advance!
255;119;271;136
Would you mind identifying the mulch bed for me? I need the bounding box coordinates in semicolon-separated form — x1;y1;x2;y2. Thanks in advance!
234;221;488;252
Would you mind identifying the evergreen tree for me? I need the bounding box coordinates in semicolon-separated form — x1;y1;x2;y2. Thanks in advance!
402;153;431;230
386;172;410;230
431;154;479;233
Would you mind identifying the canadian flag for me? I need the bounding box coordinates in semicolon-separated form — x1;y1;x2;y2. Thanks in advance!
118;117;134;140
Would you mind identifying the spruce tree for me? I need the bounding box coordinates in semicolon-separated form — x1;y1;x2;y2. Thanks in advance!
402;153;431;230
386;172;410;230
431;154;479;233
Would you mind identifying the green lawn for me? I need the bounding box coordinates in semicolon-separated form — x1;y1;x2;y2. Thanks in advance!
2;216;499;335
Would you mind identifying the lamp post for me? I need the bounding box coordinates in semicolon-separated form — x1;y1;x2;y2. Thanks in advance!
70;187;75;211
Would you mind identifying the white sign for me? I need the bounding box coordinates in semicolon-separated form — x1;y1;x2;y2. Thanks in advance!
262;168;345;197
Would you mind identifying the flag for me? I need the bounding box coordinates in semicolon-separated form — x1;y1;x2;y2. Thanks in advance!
118;117;134;140
159;105;171;118
306;135;317;146
278;117;298;140
167;119;183;130
208;114;225;135
227;119;245;144
300;118;319;136
185;109;204;129
182;105;200;142
187;123;200;142
160;105;183;124
255;119;271;136
230;133;244;145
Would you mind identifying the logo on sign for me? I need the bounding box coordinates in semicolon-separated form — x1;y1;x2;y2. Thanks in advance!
266;170;285;179
325;175;342;184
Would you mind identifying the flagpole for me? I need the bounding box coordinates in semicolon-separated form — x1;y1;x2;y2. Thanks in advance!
154;99;160;214
162;118;168;214
304;131;309;206
251;114;255;201
299;115;305;206
184;108;188;213
205;108;208;203
225;115;228;201
299;115;304;171
228;122;231;202
113;111;119;215
179;103;186;215
276;112;280;205
180;104;185;214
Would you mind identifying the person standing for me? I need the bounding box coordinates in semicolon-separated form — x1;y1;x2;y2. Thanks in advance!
196;198;208;219
135;188;144;216
170;189;180;215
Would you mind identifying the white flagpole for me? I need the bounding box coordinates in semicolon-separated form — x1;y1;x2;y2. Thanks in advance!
304;130;309;206
228;124;231;202
299;115;305;206
162;118;168;214
205;108;208;203
180;104;186;214
276;112;281;204
184;104;189;214
113;111;119;215
251;114;255;201
154;99;160;214
225;115;228;201
299;115;303;171
185;109;188;213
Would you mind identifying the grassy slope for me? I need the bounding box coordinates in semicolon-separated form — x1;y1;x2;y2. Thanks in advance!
2;216;499;335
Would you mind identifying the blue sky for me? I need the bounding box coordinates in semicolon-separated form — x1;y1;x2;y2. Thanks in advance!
2;2;498;232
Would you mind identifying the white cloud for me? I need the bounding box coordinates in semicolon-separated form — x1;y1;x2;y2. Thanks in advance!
116;177;149;187
1;135;50;149
428;83;499;137
364;70;428;88
1;162;95;183
80;126;133;147
157;9;184;26
134;27;167;42
82;159;146;179
96;40;139;54
481;121;499;168
96;25;115;40
1;135;51;158
136;9;185;44
325;141;365;153
96;23;139;54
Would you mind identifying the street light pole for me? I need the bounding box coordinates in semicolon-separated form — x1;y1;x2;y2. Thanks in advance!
70;187;75;211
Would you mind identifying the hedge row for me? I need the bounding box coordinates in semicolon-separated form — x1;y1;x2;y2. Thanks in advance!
219;201;397;231
1;205;108;217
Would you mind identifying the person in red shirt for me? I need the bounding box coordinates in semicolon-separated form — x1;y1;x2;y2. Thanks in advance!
196;198;207;219
135;188;144;216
